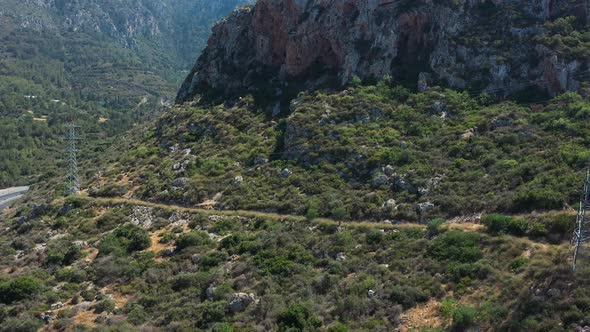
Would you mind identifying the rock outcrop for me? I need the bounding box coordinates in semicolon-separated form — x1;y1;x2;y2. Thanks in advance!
177;0;590;103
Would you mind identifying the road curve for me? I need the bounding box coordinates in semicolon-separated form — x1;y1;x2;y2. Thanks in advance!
0;186;29;210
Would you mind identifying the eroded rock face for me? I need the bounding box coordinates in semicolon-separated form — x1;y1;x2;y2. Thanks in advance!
177;0;590;103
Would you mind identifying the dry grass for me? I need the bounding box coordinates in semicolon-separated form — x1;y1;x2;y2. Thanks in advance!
70;308;98;328
399;298;443;331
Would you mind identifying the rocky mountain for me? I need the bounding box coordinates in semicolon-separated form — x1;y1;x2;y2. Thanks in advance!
1;1;590;331
2;0;252;83
178;0;590;104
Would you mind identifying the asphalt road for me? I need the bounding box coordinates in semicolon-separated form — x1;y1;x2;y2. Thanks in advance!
0;186;29;210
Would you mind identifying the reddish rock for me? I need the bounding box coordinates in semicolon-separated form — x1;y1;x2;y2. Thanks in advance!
177;0;590;104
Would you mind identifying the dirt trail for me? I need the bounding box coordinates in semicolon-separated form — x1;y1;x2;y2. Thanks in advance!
85;196;424;231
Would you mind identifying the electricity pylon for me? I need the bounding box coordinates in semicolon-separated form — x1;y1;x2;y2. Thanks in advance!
573;169;590;272
64;119;82;195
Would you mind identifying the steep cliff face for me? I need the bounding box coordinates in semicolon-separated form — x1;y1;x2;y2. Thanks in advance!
177;0;590;103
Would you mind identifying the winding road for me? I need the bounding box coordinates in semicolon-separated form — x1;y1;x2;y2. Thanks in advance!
0;186;29;210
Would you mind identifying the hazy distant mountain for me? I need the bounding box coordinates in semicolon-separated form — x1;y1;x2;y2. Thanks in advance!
0;0;250;186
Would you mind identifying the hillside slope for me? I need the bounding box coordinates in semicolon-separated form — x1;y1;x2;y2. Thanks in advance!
0;0;589;331
0;193;586;331
89;84;590;221
0;0;251;187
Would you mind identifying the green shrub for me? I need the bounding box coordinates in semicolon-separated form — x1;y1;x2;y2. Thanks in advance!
448;262;491;281
115;224;151;251
46;243;82;266
481;214;512;234
211;217;237;235
452;305;477;329
478;301;508;325
95;298;115;313
365;230;383;245
0;276;41;304
277;303;322;331
189;213;209;229
387;285;429;309
159;232;176;244
439;297;457;320
426;218;446;238
482;214;529;237
96;208;131;230
328;322;349;332
0;314;42;332
176;231;214;250
527;222;548;237
255;252;295;277
127;304;149;325
514;188;563;211
212;323;235;332
306;207;320;220
56;267;87;283
99;224;151;255
506;218;528;236
428;230;482;263
170;272;211;291
199;301;226;326
199;251;228;269
510;257;530;272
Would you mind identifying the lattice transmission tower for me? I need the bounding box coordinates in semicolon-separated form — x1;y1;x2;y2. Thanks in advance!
63;119;82;195
573;169;590;272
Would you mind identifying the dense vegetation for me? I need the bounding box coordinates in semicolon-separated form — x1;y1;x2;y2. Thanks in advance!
90;82;590;221
0;3;589;331
0;0;249;187
0;195;587;331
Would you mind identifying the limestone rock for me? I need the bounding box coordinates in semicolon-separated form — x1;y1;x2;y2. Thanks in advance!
131;206;155;228
280;169;292;179
418;202;435;213
50;302;64;310
172;177;189;188
41;310;57;323
229;293;257;313
177;0;590;103
383;199;397;210
372;174;390;188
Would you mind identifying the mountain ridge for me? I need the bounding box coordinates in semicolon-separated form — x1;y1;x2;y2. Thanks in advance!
177;0;590;105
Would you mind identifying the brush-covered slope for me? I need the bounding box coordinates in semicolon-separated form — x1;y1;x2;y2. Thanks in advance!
0;193;586;331
1;78;590;331
94;83;590;221
0;0;251;187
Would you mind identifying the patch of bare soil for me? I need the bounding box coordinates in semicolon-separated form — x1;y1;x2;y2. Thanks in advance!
143;224;189;263
82;248;99;264
197;199;217;209
399;298;443;331
448;222;485;232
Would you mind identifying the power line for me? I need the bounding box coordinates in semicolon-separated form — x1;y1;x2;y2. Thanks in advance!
573;169;590;272
63;119;82;195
